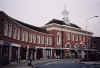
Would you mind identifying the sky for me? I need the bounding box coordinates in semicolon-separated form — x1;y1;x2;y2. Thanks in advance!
0;0;100;37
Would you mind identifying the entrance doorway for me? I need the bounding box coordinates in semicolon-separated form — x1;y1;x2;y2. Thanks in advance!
37;48;43;60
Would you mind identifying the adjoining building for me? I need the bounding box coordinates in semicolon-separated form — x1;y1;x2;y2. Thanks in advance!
90;37;100;60
0;9;93;65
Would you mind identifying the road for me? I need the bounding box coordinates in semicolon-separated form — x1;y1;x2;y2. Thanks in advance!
35;59;100;68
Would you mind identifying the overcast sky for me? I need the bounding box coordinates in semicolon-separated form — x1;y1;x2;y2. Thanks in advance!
0;0;100;37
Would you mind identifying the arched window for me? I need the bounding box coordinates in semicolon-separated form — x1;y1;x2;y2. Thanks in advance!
66;42;71;48
74;43;80;48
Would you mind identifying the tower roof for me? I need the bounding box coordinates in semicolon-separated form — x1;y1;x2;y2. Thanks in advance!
46;19;80;28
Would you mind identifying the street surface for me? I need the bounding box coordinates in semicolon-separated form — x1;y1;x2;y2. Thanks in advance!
35;59;100;68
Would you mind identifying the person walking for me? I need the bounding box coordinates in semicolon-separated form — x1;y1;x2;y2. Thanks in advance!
27;53;32;66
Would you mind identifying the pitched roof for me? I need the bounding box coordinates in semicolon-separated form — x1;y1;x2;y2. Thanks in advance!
46;19;80;28
15;20;48;33
0;11;48;33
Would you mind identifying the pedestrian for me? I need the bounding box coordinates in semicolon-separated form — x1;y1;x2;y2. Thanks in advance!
81;51;86;60
27;54;32;66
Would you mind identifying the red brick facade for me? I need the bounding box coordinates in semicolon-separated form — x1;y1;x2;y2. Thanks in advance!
0;11;93;64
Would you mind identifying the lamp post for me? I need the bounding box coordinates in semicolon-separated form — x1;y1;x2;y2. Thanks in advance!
85;16;99;60
85;16;99;31
85;16;99;48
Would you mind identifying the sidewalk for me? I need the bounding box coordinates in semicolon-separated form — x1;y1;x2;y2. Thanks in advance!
80;61;100;64
32;59;57;65
1;59;57;68
72;59;100;64
1;63;32;68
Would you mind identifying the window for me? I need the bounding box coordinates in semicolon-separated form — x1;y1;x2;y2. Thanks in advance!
66;44;70;48
41;36;44;44
75;35;78;41
44;37;47;44
74;43;80;48
79;35;82;40
57;32;61;45
8;24;13;38
25;31;28;42
4;23;8;36
67;32;70;40
13;25;17;39
48;37;52;45
45;37;49;45
37;35;40;44
47;37;49;44
32;34;36;43
29;32;33;43
22;30;25;41
66;42;71;48
83;36;85;42
72;34;75;41
30;33;33;43
17;28;20;40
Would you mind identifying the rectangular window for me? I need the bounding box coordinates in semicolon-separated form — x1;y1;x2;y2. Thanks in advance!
67;32;70;40
41;36;44;44
37;35;40;44
29;32;33;43
17;28;20;40
79;35;82;40
47;37;49;45
30;33;33;43
45;37;47;45
48;37;52;45
72;34;74;41
32;34;36;43
4;23;8;36
83;36;85;42
24;31;28;42
26;31;28;42
22;30;25;41
75;35;78;41
13;25;17;39
8;24;13;38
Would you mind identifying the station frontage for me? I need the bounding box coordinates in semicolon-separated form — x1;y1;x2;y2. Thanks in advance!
0;11;94;65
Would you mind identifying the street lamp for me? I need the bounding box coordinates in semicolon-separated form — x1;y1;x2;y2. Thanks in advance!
86;16;99;46
85;16;99;60
85;16;99;31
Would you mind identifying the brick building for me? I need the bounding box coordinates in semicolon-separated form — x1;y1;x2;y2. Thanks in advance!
0;10;93;65
0;11;53;65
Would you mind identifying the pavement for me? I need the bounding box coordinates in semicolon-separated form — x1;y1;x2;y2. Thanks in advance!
1;63;32;68
1;59;57;68
1;59;100;68
80;61;100;64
